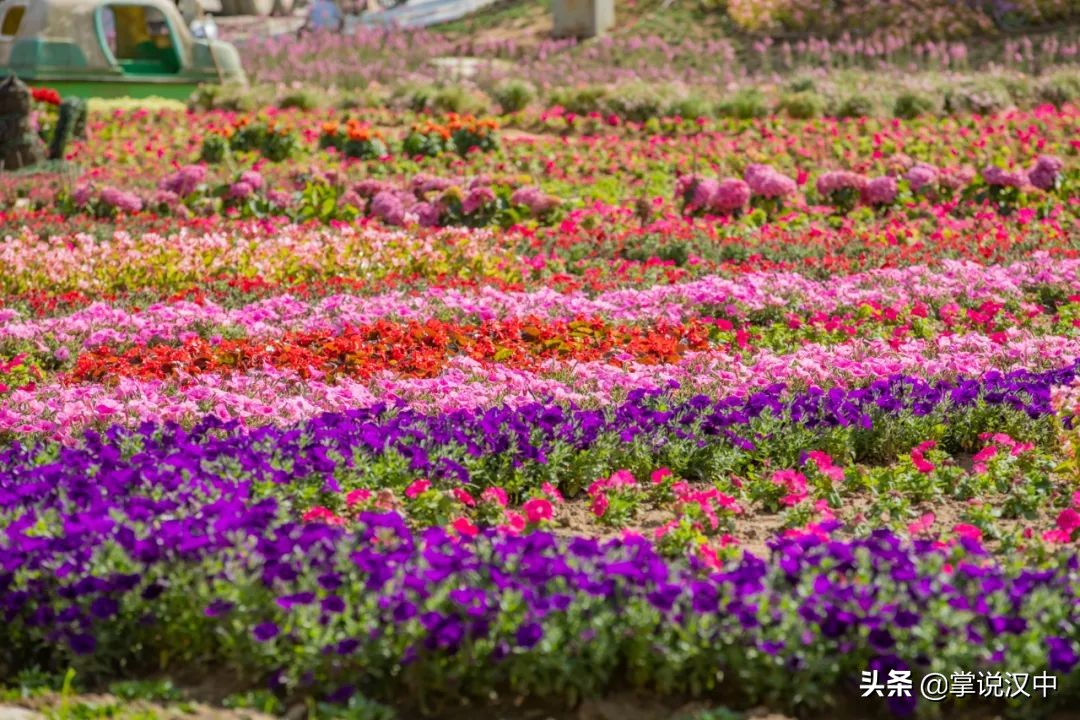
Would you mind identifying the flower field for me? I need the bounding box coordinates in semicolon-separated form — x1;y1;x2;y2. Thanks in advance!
1;57;1079;719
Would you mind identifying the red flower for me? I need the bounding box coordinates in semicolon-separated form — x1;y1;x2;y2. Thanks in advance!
31;87;61;106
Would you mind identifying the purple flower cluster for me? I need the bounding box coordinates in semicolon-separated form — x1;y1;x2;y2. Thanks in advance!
2;478;1078;718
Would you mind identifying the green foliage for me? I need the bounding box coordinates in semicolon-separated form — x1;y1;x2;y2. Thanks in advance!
278;88;323;111
893;91;938;119
601;82;671;122
199;134;228;164
489;79;536;114
667;94;712;120
1037;68;1080;108
778;91;825;119
944;78;1014;114
548;85;609;115
714;88;768;119
835;93;876;118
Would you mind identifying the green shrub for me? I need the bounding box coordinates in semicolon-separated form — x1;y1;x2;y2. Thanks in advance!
835;94;876;118
278;88;322;111
432;85;487;115
601;82;670;122
667;94;712;120
779;91;825;119
1037;69;1080;108
548;85;609;115
200;134;229;164
489;79;536;114
786;76;816;93
337;87;388;111
893;91;937;119
394;83;437;113
944;79;1013;114
715;88;767;119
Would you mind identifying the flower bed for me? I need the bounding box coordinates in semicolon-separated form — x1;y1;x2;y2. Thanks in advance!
0;97;1079;718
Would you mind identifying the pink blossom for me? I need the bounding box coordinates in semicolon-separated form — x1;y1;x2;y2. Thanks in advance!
952;523;983;542
522;497;554;524
451;517;478;538
404;479;431;499
815;170;866;196
461;186;496;214
650;467;673;485
345;488;372;507
450;487;476;507
982;165;1027;188
710;177;751;213
541;482;564;502
302;506;345;525
481;487;508;506
1028;154;1064;191
862;176;898;206
905;162;939;191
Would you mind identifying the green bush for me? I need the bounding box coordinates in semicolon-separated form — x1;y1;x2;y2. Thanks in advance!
778;91;825;119
548;85;609;115
432;85;487;115
199;134;229;164
786;76;816;93
601;82;670;122
893;91;938;119
944;79;1014;114
835;94;876;118
489;79;536;114
1037;69;1080;108
715;88;768;119
667;94;712;120
337;87;388;111
278;88;322;111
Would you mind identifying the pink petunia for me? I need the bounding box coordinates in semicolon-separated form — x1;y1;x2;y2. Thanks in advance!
522;497;554;524
405;479;431;499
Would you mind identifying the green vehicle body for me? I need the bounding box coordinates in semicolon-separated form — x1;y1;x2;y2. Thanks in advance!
0;0;246;100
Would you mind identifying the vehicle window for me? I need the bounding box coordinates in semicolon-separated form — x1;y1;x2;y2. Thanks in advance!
99;4;180;74
1;5;26;37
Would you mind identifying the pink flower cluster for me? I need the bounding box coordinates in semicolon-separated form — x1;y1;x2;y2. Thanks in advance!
744;163;797;199
677;174;751;215
159;165;208;197
1028;155;1064;191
